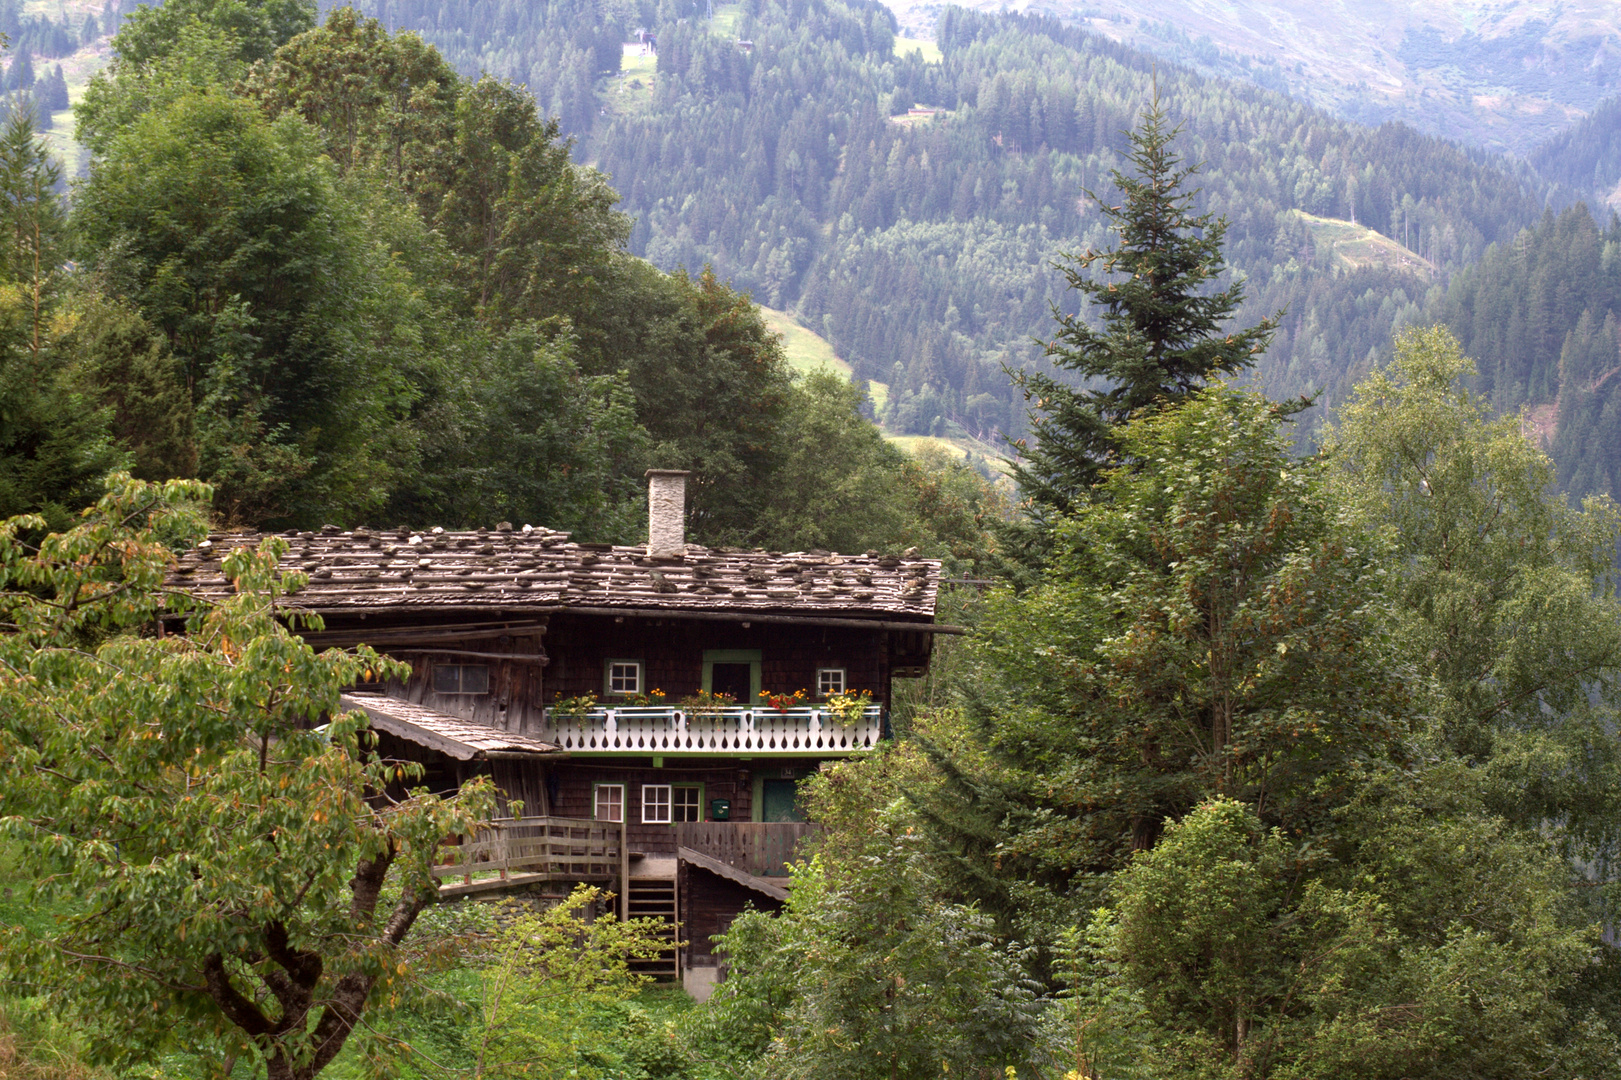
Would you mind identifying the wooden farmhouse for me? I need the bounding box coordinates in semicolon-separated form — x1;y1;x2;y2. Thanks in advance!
167;471;950;997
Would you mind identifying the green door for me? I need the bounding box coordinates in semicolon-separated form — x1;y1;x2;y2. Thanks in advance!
761;778;804;822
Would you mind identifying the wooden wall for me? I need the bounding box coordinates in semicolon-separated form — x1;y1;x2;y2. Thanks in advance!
339;612;894;739
549;762;756;856
681;863;784;964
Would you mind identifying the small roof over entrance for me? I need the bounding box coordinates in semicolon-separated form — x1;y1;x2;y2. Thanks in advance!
340;693;563;761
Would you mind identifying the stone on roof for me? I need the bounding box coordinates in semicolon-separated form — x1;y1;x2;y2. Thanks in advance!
169;529;941;620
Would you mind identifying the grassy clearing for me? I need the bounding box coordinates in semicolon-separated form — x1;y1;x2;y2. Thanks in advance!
1291;210;1432;278
606;43;661;115
893;36;942;63
758;307;890;411
759;306;850;378
609;43;660;114
885;433;1010;475
709;2;746;39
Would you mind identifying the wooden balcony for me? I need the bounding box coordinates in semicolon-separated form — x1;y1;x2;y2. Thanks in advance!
435;815;627;902
542;705;883;756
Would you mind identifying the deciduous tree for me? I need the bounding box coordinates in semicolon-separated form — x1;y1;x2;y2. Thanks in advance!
0;475;495;1079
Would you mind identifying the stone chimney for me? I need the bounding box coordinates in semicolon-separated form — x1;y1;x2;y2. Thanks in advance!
645;470;691;556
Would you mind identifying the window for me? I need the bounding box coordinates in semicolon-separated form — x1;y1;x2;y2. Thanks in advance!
594;784;624;823
606;659;642;696
642;784;702;824
817;667;846;696
702;649;761;704
642;784;671;823
432;664;489;694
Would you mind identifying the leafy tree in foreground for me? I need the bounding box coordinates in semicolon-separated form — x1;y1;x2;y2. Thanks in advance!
1005;91;1281;574
919;387;1409;938
699;796;1040;1080
1090;789;1617;1079
1327;325;1621;871
0;475;495;1079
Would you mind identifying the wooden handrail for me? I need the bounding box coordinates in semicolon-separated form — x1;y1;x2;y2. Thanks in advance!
437;815;627;890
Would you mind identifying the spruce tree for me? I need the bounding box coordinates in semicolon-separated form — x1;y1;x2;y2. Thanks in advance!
1009;91;1282;526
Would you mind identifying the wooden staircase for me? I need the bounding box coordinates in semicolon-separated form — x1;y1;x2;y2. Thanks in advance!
626;876;679;979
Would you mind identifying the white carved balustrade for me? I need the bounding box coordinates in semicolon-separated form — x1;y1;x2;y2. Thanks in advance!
542;705;884;755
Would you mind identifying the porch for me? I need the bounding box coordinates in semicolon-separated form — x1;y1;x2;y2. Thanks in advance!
433;818;817;902
541;705;883;755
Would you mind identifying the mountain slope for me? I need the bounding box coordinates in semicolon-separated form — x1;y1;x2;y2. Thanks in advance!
335;0;1543;446
878;0;1621;154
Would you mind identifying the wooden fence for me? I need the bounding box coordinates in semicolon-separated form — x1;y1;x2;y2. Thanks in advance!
674;821;817;878
436;816;628;910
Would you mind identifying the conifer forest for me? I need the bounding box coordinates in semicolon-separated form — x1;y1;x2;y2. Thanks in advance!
8;0;1621;1077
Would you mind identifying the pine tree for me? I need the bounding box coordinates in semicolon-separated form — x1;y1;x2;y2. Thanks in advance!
1008;90;1283;526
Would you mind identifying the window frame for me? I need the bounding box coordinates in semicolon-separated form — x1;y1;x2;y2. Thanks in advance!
816;667;847;696
641;782;703;824
701;649;761;704
432;663;490;695
604;658;643;697
593;783;625;823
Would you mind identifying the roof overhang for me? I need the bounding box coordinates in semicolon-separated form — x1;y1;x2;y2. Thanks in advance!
340;693;563;761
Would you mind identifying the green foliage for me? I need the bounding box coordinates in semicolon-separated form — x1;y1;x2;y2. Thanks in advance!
753;370;914;553
1436;204;1621;503
76;90;427;525
1011;91;1278;520
456;887;675;1079
75;17;255;155
58;295;195;484
387;325;648;541
0;475;497;1080
1088;787;1618;1080
700;819;1041;1080
114;0;313;68
0;109;123;530
1328;324;1621;879
926;386;1408;938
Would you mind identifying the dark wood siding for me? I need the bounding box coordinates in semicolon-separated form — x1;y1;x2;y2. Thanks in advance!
549;764;755;857
680;863;784;964
317;609;903;740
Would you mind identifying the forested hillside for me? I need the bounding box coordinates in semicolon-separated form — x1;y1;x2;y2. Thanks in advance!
0;0;1008;572
1529;94;1621;209
1437;202;1621;502
336;0;1544;445
890;0;1621;154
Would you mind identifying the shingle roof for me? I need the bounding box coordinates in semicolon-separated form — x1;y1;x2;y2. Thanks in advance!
340;693;562;759
170;526;940;620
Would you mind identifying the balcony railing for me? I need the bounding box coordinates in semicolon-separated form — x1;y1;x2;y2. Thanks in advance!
542;705;883;755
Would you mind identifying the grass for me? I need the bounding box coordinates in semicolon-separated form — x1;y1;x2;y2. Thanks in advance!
709;2;747;39
606;42;662;116
759;307;850;378
893;36;942;63
1290;210;1432;279
758;307;892;411
886;433;1011;476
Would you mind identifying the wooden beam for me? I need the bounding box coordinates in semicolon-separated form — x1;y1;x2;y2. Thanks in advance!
382;649;549;663
552;606;965;635
300;621;549;647
619;821;631;922
275;602;960;633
